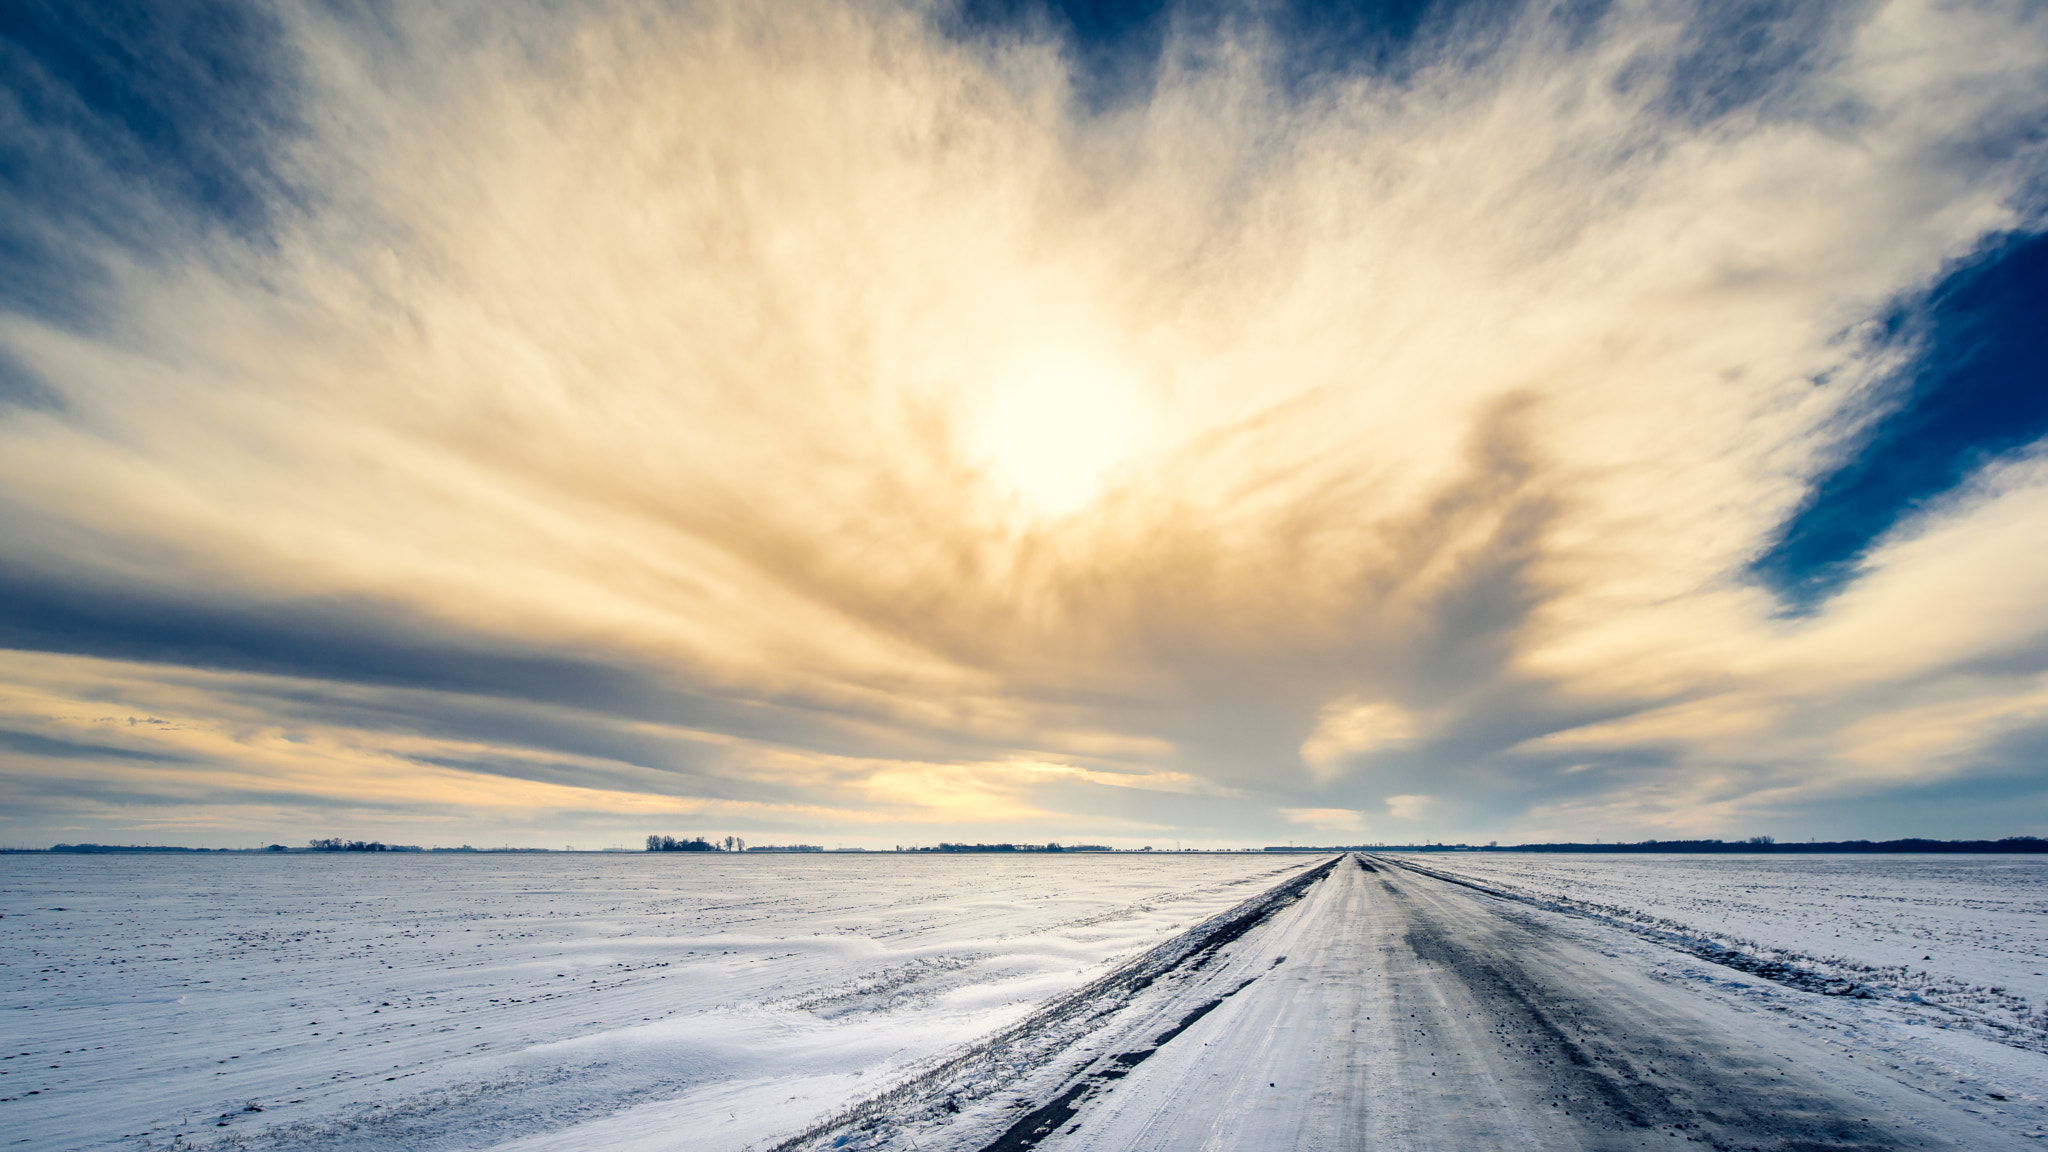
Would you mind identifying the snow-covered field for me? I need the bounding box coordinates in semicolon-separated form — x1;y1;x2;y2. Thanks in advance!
788;852;2048;1150
1398;852;2048;1052
12;851;2048;1152
0;852;1303;1151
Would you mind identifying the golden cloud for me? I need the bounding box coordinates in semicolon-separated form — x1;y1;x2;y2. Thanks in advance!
2;0;2045;843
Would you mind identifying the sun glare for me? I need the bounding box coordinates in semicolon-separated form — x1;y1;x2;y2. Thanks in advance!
968;351;1152;517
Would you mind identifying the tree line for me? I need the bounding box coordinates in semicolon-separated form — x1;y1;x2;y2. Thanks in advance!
646;835;747;852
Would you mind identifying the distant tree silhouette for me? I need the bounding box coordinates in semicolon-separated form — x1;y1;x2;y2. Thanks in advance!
646;835;716;852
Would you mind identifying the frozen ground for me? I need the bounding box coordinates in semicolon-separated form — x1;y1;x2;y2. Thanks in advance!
11;851;2048;1151
0;852;1304;1151
780;854;2048;1151
1402;852;2048;1052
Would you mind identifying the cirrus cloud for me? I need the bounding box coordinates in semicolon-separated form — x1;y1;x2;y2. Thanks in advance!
1;0;2045;847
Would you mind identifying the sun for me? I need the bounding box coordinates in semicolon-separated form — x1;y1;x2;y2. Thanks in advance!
968;349;1153;517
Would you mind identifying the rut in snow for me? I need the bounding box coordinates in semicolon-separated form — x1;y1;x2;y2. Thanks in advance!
763;856;1341;1152
1375;854;1884;999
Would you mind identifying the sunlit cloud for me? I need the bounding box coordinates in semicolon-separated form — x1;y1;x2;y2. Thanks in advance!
1;0;2045;845
1300;698;1421;780
1281;808;1370;837
1384;795;1433;822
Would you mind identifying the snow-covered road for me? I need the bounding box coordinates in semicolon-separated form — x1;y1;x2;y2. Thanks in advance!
1402;851;2048;1050
13;852;2048;1150
835;855;2047;1151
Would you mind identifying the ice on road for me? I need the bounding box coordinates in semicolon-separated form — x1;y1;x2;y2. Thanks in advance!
841;856;2048;1152
11;851;2048;1150
1405;851;2048;1049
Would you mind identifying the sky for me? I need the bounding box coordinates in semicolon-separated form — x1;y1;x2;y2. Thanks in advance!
1;0;2046;850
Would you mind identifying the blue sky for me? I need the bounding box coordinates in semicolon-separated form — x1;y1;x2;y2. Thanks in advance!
1;0;2045;848
1753;230;2048;609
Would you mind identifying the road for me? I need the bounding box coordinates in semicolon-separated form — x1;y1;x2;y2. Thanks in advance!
967;855;2014;1152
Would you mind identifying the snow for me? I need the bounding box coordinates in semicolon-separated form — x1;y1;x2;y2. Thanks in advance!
12;851;2048;1151
1376;852;2048;1148
772;853;2048;1150
783;852;2048;1151
1399;852;2048;1051
0;852;1300;1151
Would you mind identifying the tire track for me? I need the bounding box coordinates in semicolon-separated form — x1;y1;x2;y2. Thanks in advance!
1043;856;1972;1152
764;856;1340;1152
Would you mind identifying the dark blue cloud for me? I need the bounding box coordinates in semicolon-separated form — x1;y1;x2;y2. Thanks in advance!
945;0;1533;109
944;0;1172;109
230;684;821;804
1802;736;2048;841
0;566;646;708
0;344;63;412
0;561;997;773
948;0;1876;117
1644;0;1864;127
0;0;302;326
1754;231;2048;611
1259;0;1517;94
0;727;191;763
0;563;826;744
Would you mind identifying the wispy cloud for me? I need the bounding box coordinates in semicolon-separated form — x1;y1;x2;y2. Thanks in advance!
1;0;2045;845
